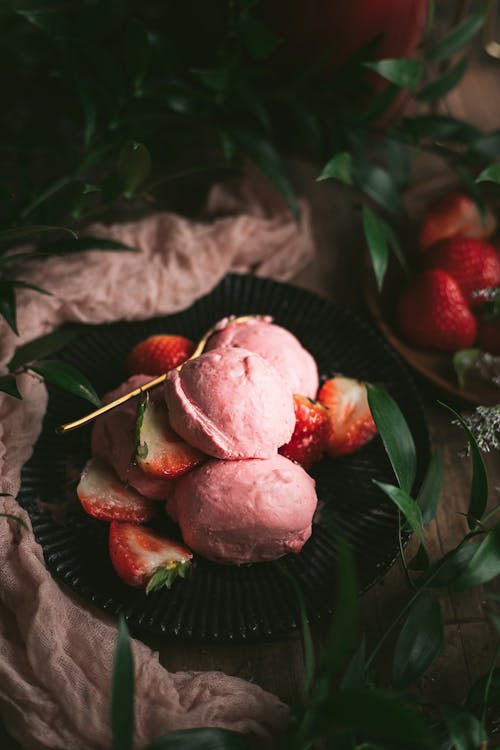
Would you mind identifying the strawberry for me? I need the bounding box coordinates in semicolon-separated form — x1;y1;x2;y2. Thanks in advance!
77;458;156;523
477;317;500;355
109;521;192;592
279;395;328;469
126;334;195;375
424;237;500;307
418;192;497;251
318;377;377;457
398;269;477;351
136;397;204;478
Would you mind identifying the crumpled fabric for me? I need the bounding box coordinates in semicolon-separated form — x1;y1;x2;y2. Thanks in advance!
0;175;314;750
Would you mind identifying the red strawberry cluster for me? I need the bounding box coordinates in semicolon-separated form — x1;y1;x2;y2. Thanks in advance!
397;192;500;355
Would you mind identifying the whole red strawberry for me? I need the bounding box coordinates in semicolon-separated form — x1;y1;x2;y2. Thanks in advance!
398;269;477;351
318;376;377;457
279;395;328;469
418;192;497;251
477;317;500;355
127;334;195;375
424;237;500;307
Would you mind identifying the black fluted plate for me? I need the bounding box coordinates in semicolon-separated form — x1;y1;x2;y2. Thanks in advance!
18;274;429;642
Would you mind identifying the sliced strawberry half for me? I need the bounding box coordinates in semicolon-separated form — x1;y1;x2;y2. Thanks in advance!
77;458;156;523
136;398;204;478
109;521;193;592
279;395;328;470
318;376;377;457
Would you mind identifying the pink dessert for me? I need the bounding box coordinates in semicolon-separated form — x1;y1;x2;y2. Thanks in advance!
205;317;319;398
91;375;175;501
169;454;317;564
165;347;295;459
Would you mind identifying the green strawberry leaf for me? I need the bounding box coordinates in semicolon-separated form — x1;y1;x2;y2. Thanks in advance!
146;560;192;594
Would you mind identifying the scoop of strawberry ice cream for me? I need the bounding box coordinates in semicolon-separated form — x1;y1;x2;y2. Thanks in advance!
168;454;317;563
164;347;295;459
91;375;175;501
205;318;319;398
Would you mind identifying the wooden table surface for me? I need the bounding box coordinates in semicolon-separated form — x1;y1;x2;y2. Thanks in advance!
2;23;500;750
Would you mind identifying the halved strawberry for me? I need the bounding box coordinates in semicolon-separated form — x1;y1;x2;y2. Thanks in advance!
109;521;193;592
127;334;195;375
318;376;377;457
77;458;156;523
279;395;328;470
136;397;204;478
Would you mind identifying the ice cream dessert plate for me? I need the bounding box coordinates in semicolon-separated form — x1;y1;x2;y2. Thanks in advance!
18;274;430;642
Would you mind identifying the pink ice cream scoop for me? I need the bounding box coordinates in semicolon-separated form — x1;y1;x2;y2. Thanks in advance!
91;375;175;501
205;317;319;399
165;347;295;459
169;454;317;564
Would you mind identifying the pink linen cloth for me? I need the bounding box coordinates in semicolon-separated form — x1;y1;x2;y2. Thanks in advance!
0;177;314;750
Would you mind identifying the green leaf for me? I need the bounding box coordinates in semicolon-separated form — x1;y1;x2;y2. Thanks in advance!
37;237;137;255
8;327;82;371
453;349;480;388
317;152;353;185
428;3;488;61
420;541;481;588
353;162;402;215
0;374;22;399
0;225;77;246
280;567;314;696
240;18;278;60
145;560;192;594
416;450;443;524
367;385;416;494
409;543;430;571
340;639;367;690
374;481;425;544
29;360;100;407
392;594;443;688
418;57;468;103
226;129;299;220
467;668;500;709
144;728;249;750
117;141;152;199
476;163;500;185
111;616;134;750
441;706;487;750
362;206;388;291
397;116;481;143
321;538;358;677
364;59;421;89
441;403;488;528
451;524;500;590
469;131;500;163
0;281;18;334
322;689;431;745
124;19;150;94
